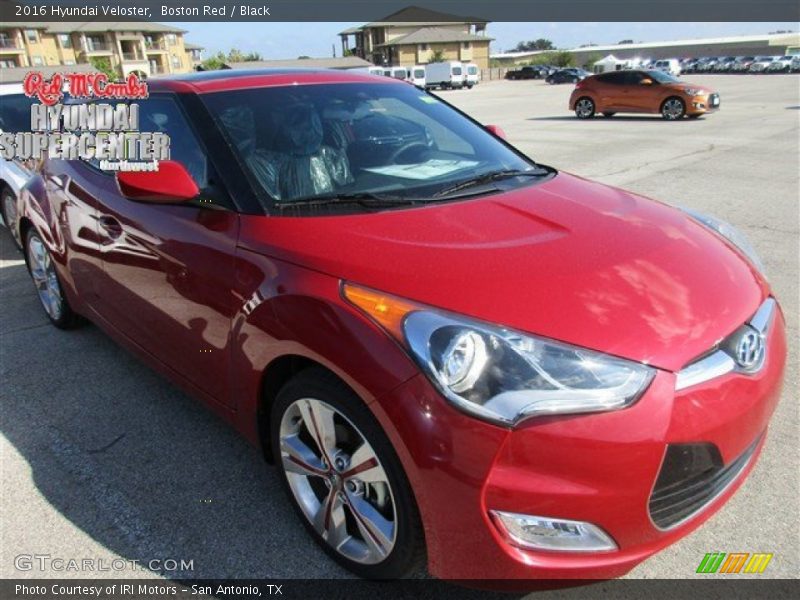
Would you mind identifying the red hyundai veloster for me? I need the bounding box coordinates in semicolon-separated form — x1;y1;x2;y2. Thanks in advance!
16;69;785;581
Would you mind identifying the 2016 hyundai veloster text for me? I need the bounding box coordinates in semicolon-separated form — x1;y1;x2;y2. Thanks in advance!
15;70;785;582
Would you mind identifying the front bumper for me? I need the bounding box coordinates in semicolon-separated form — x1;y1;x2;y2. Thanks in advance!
370;303;786;580
687;93;720;114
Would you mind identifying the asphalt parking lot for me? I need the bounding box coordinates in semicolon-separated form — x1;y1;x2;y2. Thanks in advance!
1;74;798;586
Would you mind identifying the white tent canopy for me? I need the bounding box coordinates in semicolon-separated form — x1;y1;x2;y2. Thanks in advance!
593;54;625;73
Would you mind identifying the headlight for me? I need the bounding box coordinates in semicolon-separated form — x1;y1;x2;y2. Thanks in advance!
343;284;655;427
684;88;704;96
682;208;765;275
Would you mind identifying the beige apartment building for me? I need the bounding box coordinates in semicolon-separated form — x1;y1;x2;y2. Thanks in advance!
0;22;200;78
339;6;492;69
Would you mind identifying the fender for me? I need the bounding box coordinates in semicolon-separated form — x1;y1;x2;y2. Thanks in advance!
230;247;419;448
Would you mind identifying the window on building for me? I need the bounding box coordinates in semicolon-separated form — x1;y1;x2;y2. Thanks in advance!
25;30;39;44
0;32;15;49
419;43;428;51
64;59;75;65
462;42;471;49
31;56;44;66
166;33;177;45
171;55;182;68
58;34;73;49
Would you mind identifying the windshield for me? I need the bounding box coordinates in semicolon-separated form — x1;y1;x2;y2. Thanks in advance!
202;82;547;213
452;67;462;75
414;69;425;78
646;70;681;84
467;66;478;74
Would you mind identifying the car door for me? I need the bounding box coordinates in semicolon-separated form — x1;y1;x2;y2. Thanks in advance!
623;71;655;112
91;93;239;406
595;72;627;110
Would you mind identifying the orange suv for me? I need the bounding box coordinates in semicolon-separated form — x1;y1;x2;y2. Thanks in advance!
569;70;719;120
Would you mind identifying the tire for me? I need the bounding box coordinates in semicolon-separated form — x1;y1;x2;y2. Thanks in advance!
574;96;595;119
661;96;686;120
271;368;425;579
24;228;81;329
602;112;616;118
1;185;22;251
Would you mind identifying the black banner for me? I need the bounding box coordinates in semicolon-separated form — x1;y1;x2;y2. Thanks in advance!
1;0;799;22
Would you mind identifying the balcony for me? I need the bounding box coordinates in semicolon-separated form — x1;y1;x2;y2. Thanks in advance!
0;38;24;53
83;42;111;54
145;39;167;52
122;52;145;62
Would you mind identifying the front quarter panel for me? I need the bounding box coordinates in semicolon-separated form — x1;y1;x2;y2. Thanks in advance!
230;225;420;447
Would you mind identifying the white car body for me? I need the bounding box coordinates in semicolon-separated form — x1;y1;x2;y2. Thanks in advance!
382;66;408;80
766;57;793;72
0;83;34;248
424;61;464;89
464;63;480;88
749;57;777;72
407;65;426;88
791;56;800;72
653;59;682;76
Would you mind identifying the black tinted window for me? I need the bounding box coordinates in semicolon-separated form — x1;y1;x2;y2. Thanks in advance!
597;72;625;85
137;95;208;189
0;93;35;132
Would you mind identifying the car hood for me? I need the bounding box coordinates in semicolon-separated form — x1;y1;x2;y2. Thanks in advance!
670;82;713;93
239;173;767;371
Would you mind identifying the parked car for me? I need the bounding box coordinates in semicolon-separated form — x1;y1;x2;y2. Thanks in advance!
766;56;794;73
731;56;756;72
406;65;426;88
749;56;778;73
424;61;464;89
17;68;785;583
652;58;682;76
464;62;480;88
715;56;738;72
546;68;590;84
505;65;544;80
791;55;800;72
0;83;36;251
570;69;719;120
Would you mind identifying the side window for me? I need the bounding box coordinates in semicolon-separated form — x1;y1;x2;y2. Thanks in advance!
0;93;35;132
624;71;645;85
137;95;208;189
597;72;624;85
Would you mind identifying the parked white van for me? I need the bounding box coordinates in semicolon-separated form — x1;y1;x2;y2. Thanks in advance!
407;65;426;87
382;66;408;80
464;63;480;88
424;61;464;89
653;59;682;76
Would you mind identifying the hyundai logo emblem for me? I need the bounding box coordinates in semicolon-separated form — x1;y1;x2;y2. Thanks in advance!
734;327;765;371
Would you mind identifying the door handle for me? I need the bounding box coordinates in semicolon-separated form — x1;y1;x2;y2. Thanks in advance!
98;215;123;239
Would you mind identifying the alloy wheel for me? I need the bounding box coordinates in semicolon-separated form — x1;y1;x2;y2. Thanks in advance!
27;234;64;321
1;188;21;249
575;98;595;119
279;397;397;565
662;98;685;120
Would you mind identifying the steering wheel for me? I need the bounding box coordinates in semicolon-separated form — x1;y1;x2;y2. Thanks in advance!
388;141;430;164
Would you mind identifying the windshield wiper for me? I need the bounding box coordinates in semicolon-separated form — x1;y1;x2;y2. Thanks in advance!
274;191;420;210
434;168;550;198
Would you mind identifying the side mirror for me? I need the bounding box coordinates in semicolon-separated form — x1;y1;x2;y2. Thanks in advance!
485;124;507;140
116;160;199;203
641;78;653;85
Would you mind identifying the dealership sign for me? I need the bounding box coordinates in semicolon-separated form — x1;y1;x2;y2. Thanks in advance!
0;72;169;172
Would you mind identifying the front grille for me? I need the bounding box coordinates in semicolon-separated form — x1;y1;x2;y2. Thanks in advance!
709;93;720;107
649;436;760;529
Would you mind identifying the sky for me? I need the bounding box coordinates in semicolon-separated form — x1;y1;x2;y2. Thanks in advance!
172;22;799;59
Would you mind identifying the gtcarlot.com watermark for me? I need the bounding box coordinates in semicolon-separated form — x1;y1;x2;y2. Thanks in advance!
14;554;194;573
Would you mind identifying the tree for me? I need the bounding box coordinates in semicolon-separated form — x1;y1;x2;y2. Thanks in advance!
297;56;311;60
550;51;575;67
430;49;445;63
89;57;119;79
618;39;634;44
513;38;555;52
581;52;602;70
200;49;262;71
